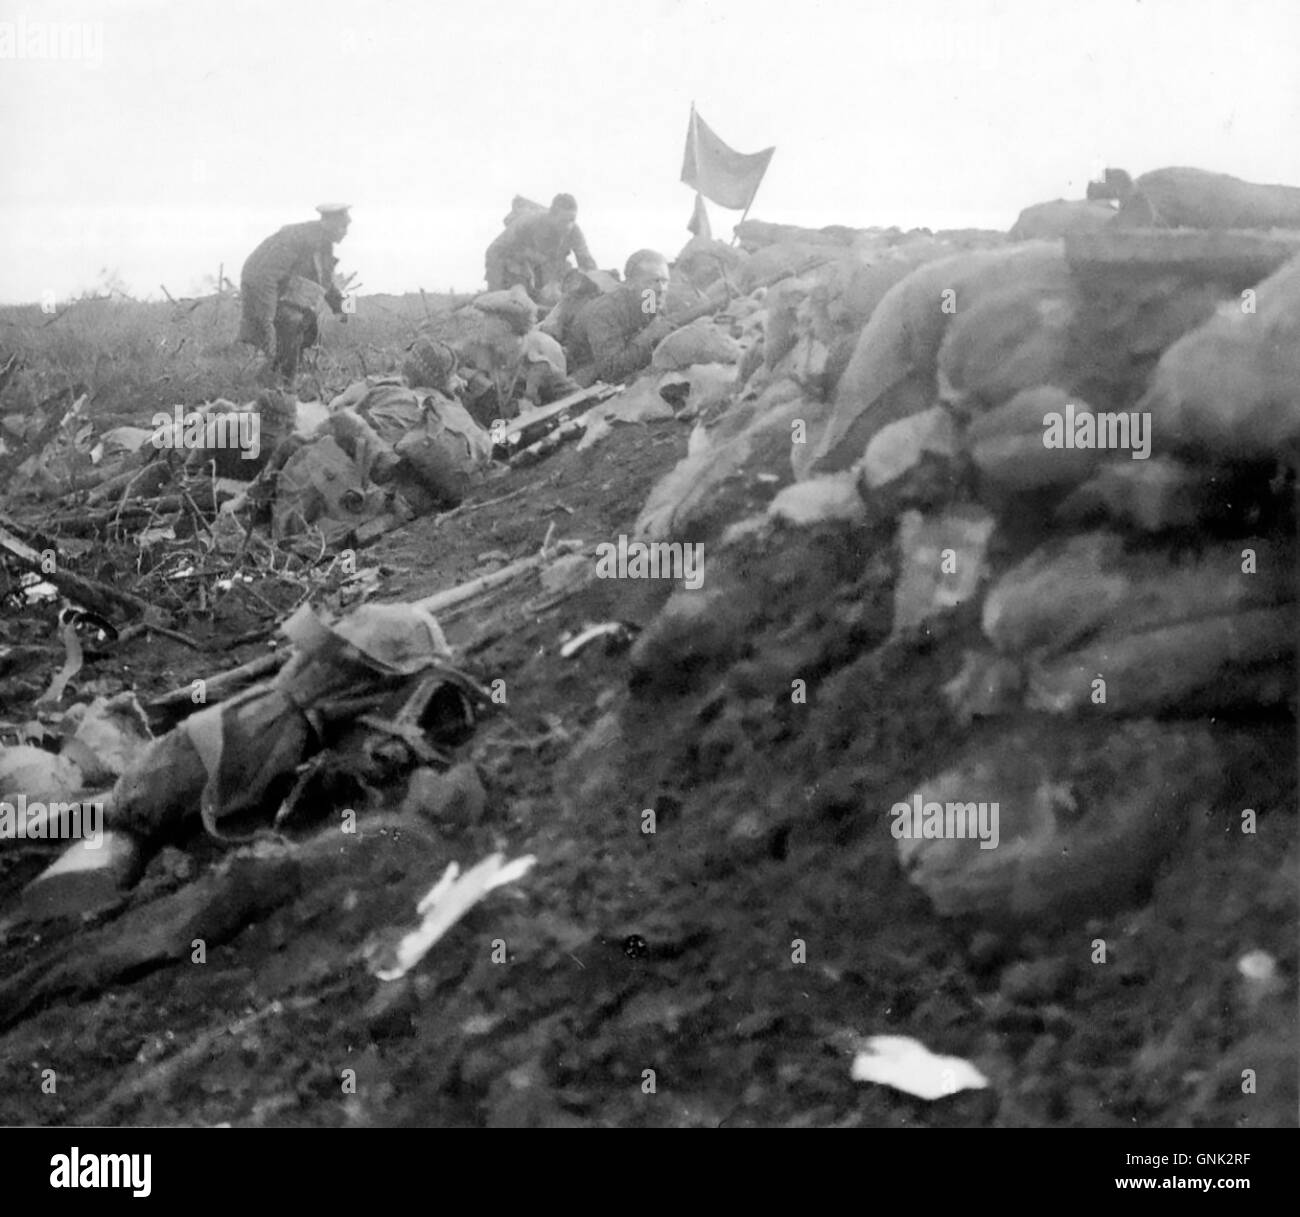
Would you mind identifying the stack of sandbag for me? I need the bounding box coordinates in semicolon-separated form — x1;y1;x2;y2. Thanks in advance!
802;221;1293;479
806;241;1080;476
1009;198;1116;240
734;219;866;249
627;205;1300;923
852;242;1300;731
1104;166;1300;230
633;234;997;541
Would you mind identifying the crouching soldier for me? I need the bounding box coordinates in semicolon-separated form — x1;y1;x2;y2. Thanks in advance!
484;193;597;304
239;204;351;384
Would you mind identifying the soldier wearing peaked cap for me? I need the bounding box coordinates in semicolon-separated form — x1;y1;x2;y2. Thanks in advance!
239;204;352;384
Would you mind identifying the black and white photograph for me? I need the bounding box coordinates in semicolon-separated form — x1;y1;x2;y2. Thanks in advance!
0;0;1296;1171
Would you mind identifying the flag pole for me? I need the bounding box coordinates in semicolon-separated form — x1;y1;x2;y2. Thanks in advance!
733;188;759;245
730;199;753;247
731;152;771;246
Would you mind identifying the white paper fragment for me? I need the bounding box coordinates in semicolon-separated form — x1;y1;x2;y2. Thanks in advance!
849;1035;989;1100
373;852;536;981
1237;950;1277;984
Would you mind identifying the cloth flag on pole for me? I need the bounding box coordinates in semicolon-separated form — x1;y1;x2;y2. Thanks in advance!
686;192;713;238
680;105;774;212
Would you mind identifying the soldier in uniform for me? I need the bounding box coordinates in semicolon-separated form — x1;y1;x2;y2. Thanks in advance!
563;249;672;385
484;193;597;304
239;204;351;383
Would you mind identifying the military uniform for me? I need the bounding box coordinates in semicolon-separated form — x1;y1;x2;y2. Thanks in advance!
484;211;597;302
240;215;346;381
564;285;670;385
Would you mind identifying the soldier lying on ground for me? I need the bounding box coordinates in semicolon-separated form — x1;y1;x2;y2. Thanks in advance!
455;329;581;427
563;249;673;385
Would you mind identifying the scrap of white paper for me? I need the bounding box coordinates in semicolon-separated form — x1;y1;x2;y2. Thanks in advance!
849;1035;989;1100
374;852;537;981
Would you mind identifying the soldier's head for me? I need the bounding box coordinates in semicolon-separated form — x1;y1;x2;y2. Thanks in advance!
317;204;351;241
625;249;670;313
1101;168;1136;201
549;193;579;234
402;338;458;393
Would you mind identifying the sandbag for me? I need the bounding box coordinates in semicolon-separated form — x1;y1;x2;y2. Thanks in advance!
761;277;810;371
966;386;1107;496
656;363;737;420
736;242;857;293
1009;199;1116;241
1121;167;1300;230
937;271;1079;412
651;318;740;371
1055;456;1207;532
897;721;1223;922
1139;253;1300;457
1028;607;1292;715
807;241;1068;476
735;219;867;249
674;236;747;290
981;531;1293;658
635;379;816;542
755;255;944;402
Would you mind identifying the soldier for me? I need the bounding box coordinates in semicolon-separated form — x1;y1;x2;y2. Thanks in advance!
539;266;620;346
239;204;350;384
484;193;597;304
564;249;672;385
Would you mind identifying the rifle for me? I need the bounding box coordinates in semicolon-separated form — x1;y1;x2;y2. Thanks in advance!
495;382;625;458
656;253;837;333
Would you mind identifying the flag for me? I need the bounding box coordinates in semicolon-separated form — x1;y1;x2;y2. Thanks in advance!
681;105;774;212
686;192;712;239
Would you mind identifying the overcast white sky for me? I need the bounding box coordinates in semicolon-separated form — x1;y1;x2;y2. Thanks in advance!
1;0;1298;303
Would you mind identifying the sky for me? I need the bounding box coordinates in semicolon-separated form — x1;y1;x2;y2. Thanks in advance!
1;0;1298;303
